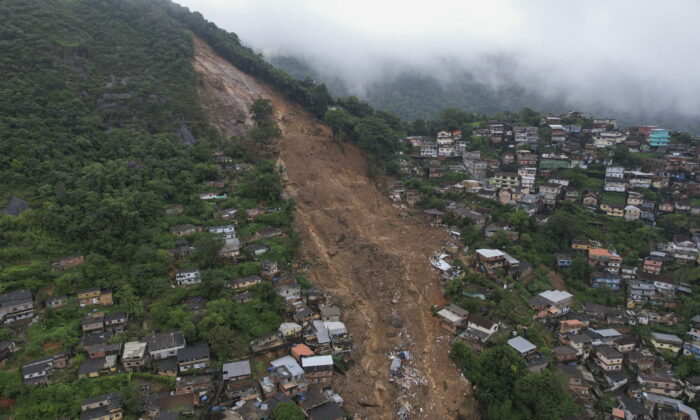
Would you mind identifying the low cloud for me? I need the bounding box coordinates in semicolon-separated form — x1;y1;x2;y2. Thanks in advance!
177;0;700;124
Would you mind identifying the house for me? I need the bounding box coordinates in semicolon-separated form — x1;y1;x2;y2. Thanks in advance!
489;172;520;189
453;208;486;228
269;355;308;397
22;357;54;385
307;401;346;420
0;341;15;367
45;295;68;309
614;337;637;353
223;360;257;400
604;371;629;391
582;192;600;209
122;341;147;371
683;375;700;402
78;356;117;378
644;393;698;420
177;344;210;372
154;358;178;377
624;205;641;220
591;272;622;291
229;274;262;290
588;248;622;273
475;249;505;273
467;314;498;336
279;322;302;339
551;345;578;362
659;201;675;213
175;374;212;395
594;345;623;371
484;222;519;241
529;290;573;318
627;349;656;373
175;269;201;286
88;343;122;360
600;203;625;218
77;288;113;306
559;319;585;334
81;314;106;335
650;332;683;354
80;392;123;420
604;177;627;192
301;355;334;384
643;252;665;274
437;304;468;334
319;305;341;323
251;331;286;354
559;365;595;402
146;331;186;360
0;289;35;324
58;254;85;269
555;253;573;267
508;336;537;357
169;224;200;236
638;371;683;398
572;238;592;252
649;128;670;147
689;315;700;341
616;396;650;420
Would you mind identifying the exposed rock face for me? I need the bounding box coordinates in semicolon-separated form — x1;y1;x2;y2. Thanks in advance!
3;196;30;217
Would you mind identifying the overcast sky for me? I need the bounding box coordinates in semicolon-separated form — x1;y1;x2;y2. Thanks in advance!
176;0;700;119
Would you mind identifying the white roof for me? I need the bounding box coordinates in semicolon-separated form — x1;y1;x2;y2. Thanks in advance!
270;355;304;377
313;320;331;344
278;322;301;333
301;355;333;368
508;336;536;354
222;360;251;380
123;341;147;358
539;290;573;304
476;249;504;258
437;309;463;323
549;124;565;130
592;328;621;338
324;321;347;336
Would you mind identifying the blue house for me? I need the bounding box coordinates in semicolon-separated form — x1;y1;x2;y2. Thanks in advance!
555;253;573;267
591;272;622;291
648;129;670;147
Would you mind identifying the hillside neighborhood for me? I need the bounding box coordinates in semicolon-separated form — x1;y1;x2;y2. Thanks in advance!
385;111;700;419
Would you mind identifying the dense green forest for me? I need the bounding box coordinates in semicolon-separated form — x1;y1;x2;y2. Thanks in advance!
0;1;300;418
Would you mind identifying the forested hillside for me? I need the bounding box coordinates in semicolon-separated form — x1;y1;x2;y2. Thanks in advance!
0;1;303;417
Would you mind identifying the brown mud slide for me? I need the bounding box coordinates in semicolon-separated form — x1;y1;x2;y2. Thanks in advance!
193;37;477;419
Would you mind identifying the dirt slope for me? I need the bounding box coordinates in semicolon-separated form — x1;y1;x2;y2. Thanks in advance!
193;37;476;419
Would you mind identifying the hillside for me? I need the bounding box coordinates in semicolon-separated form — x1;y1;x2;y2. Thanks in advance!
0;1;477;419
194;37;476;419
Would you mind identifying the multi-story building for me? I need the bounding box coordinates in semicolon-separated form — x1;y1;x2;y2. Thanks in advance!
594;345;623;371
649;128;670;147
420;142;438;157
588;248;622;273
175;269;201;286
643;252;665;274
489;172;520;189
0;289;34;324
517;167;537;189
637;371;683;398
591;272;622;291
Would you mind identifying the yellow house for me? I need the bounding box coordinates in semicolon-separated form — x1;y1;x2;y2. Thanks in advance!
650;332;683;353
77;288;113;306
600;203;624;218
